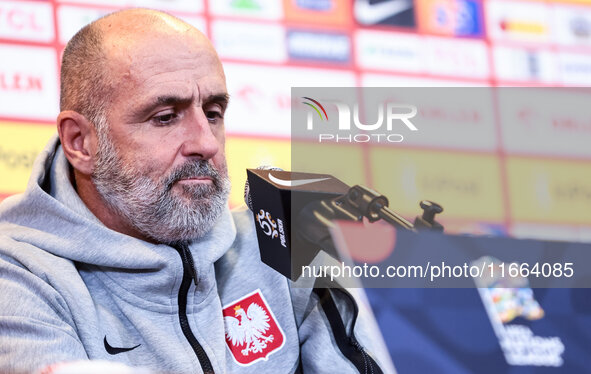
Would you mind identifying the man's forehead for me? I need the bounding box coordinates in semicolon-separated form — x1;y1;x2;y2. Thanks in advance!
101;24;222;84
102;27;210;60
107;33;216;65
108;40;224;86
87;9;226;104
96;9;213;64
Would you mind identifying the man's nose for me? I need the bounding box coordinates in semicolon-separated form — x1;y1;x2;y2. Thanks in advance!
180;109;221;160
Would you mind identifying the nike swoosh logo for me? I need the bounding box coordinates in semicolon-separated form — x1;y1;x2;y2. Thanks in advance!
355;0;413;25
104;336;141;355
269;173;330;187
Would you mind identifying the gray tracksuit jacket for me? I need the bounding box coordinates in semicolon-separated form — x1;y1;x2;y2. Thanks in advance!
0;136;385;374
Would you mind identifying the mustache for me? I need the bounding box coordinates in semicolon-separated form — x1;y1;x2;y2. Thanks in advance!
163;160;223;190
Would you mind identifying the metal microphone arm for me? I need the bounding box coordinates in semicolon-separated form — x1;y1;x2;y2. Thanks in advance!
336;185;416;231
296;184;444;260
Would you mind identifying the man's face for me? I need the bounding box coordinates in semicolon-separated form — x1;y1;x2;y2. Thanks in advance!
90;30;230;244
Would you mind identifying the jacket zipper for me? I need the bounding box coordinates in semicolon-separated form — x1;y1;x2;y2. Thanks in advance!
175;243;215;374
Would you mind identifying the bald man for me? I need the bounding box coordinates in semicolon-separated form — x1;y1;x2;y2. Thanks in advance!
0;9;384;374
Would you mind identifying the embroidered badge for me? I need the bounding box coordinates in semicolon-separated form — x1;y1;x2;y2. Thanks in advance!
222;289;285;366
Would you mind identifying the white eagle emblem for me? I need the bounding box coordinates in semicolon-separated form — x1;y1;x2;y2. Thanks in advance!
222;290;285;365
224;303;275;356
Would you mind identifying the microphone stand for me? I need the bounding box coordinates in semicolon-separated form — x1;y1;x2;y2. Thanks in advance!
297;186;443;374
332;185;416;230
296;184;443;261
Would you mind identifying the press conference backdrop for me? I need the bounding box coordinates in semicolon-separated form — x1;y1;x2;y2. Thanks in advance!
1;0;591;242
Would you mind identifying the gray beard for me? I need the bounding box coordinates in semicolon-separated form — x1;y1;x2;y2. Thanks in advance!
91;130;230;244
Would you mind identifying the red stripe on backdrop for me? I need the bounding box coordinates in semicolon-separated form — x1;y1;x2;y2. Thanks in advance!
0;117;55;126
51;0;62;96
491;84;514;231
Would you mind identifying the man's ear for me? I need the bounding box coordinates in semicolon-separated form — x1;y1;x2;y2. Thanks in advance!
57;110;96;175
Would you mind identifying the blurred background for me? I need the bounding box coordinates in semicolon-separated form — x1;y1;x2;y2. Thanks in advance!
1;0;591;242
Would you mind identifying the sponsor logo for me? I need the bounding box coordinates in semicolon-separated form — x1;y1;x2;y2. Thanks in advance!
103;336;140;355
295;0;333;11
506;157;591;223
570;16;591;39
417;0;482;37
268;172;330;187
426;37;489;78
0;123;55;194
223;290;285;366
287;30;350;63
525;51;541;78
499;90;591;158
0;72;43;92
212;21;286;62
486;1;550;42
0;45;58;120
560;52;591;85
302;97;417;143
229;0;261;10
354;0;415;26
422;175;479;196
209;0;282;19
355;30;424;72
553;183;591;203
0;1;53;42
499;19;546;35
473;256;565;367
256;209;287;247
553;6;591;46
224;64;354;137
0;145;37;170
286;0;349;25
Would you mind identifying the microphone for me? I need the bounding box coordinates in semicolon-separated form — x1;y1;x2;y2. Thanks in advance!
244;167;431;280
244;167;350;280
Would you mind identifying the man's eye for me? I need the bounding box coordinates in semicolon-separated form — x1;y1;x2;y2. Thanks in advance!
206;110;223;123
153;113;177;125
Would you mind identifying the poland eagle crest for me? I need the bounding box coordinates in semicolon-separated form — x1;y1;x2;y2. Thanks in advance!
222;290;285;366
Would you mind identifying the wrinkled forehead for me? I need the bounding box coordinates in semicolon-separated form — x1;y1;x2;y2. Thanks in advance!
102;17;219;63
101;26;226;99
107;29;221;69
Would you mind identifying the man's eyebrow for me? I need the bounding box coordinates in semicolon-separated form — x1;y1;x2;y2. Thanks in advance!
131;93;230;120
203;93;230;108
132;95;194;119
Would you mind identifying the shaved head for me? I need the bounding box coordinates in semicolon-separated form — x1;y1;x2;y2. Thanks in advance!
60;9;212;131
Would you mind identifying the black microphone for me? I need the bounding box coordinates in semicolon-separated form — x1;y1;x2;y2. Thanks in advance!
244;167;350;280
244;167;423;280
